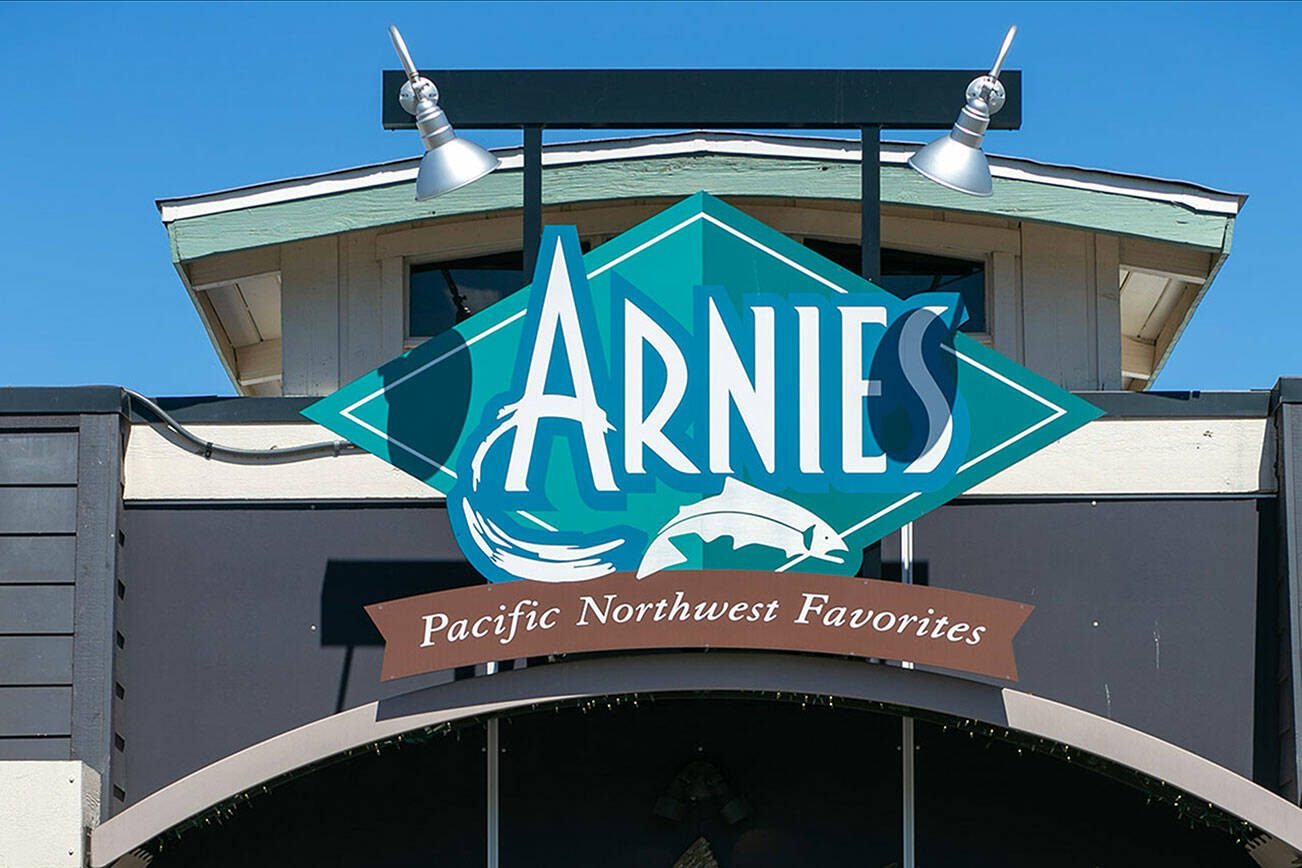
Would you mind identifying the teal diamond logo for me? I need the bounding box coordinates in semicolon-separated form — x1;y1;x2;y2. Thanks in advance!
305;193;1100;583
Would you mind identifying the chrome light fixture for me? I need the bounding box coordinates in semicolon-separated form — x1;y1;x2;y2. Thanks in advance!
389;25;499;201
908;25;1017;197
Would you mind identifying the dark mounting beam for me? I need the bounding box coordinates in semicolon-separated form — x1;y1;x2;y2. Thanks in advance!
381;69;1021;131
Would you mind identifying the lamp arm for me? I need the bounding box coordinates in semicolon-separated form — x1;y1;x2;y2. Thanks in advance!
988;25;1018;81
388;25;420;84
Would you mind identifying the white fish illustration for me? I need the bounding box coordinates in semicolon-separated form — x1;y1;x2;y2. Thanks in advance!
636;478;848;578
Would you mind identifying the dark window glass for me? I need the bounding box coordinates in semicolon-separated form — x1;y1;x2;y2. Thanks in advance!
801;238;986;333
410;241;985;337
409;251;526;338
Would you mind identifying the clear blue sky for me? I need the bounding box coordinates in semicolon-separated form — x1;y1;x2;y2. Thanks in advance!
1;1;1298;395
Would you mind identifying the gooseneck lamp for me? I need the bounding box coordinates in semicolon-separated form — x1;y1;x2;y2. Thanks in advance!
389;25;500;201
908;25;1017;197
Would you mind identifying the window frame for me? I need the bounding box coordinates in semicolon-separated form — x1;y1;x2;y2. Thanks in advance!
798;234;993;341
381;205;1019;354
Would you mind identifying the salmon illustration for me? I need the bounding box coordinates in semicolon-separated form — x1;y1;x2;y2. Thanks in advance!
635;478;848;578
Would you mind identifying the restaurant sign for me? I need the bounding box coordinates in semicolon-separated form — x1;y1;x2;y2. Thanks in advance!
305;193;1099;680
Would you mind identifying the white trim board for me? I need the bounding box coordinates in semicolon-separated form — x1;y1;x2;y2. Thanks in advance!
157;131;1245;224
123;417;1275;502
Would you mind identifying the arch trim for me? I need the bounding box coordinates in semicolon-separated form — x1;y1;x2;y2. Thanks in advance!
91;652;1302;866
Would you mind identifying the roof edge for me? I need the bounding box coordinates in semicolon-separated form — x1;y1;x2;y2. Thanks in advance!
157;131;1246;224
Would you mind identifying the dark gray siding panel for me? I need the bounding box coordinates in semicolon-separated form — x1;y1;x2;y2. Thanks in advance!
0;585;75;633
120;504;472;806
0;635;73;684
0;431;78;483
0;686;72;735
0;406;124;820
0;736;71;759
912;498;1265;777
0;536;76;583
0;486;77;533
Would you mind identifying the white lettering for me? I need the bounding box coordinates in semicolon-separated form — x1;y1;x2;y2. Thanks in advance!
420;613;448;647
900;307;954;474
505;238;617;492
840;307;887;474
577;594;616;626
623;300;698;474
708;300;776;473
795;305;822;474
795;593;829;624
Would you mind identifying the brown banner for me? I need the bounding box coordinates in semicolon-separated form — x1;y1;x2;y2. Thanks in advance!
366;571;1033;682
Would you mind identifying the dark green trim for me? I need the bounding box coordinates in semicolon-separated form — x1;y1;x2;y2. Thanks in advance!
380;69;1024;130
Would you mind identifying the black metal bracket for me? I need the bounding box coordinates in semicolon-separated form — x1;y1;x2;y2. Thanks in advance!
381;69;1021;131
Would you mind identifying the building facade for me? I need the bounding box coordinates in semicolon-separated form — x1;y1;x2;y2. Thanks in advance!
2;130;1301;867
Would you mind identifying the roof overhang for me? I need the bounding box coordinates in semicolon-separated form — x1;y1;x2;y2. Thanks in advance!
158;131;1243;252
156;131;1243;394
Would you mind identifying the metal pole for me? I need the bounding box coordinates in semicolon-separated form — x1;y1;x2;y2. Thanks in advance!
860;125;882;284
900;521;916;868
523;125;543;276
862;121;909;865
487;716;500;868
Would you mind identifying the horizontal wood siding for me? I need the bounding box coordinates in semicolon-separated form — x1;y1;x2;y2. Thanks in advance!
0;536;76;583
0;486;77;533
0;432;78;483
0;686;72;736
0;422;83;763
0;635;74;683
0;585;75;633
0;736;72;759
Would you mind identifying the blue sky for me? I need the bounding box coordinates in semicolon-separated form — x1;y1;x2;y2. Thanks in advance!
1;1;1298;395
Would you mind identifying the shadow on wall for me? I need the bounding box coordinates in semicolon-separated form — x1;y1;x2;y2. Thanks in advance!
320;558;486;712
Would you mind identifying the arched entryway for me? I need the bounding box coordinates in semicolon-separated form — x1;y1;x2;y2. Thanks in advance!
99;645;1294;867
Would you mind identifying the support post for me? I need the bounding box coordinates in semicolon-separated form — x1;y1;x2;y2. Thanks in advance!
860;125;882;284
900;521;916;868
522;125;543;276
1276;379;1302;803
487;717;500;868
855;124;885;580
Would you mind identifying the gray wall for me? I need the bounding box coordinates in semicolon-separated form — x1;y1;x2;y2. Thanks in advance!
908;497;1272;778
117;504;480;807
119;495;1277;805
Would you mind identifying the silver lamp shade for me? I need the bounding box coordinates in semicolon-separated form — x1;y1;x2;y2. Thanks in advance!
907;25;1016;198
390;25;499;202
414;120;500;201
907;104;995;197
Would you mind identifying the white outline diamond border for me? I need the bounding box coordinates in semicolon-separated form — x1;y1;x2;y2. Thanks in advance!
335;210;1067;552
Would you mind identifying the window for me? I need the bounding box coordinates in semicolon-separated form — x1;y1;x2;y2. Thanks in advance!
801;239;986;333
409;240;986;338
409;251;526;338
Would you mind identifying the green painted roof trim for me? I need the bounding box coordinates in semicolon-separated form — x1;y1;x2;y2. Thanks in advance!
167;154;1233;263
